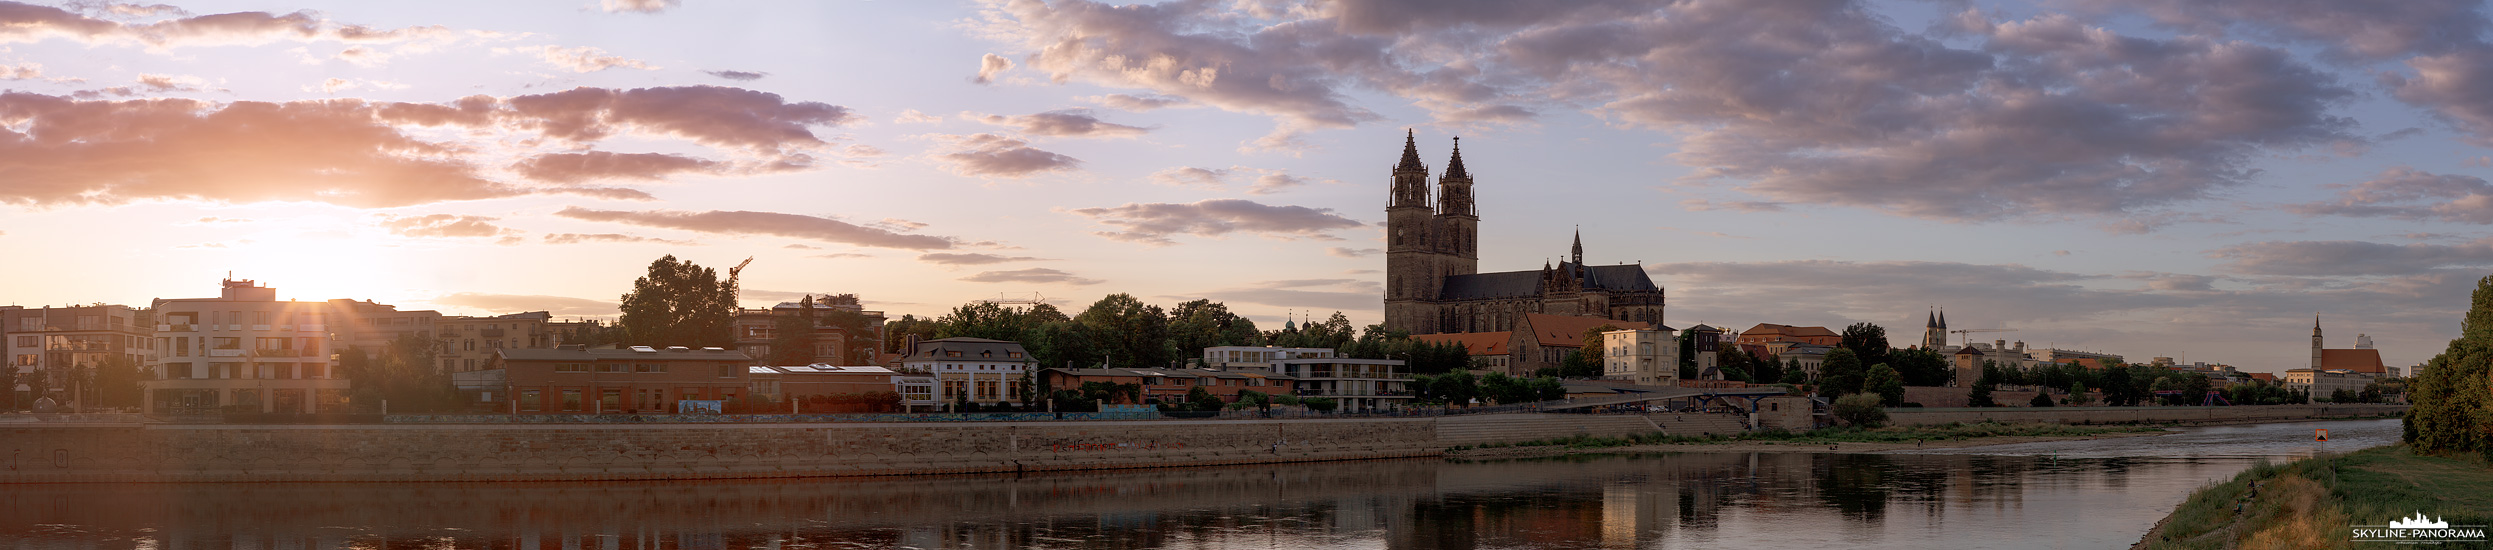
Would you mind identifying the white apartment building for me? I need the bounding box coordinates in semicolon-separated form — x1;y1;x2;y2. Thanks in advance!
899;337;1035;406
1200;346;1336;370
1268;357;1410;411
1601;328;1680;386
146;279;348;414
2283;368;2369;399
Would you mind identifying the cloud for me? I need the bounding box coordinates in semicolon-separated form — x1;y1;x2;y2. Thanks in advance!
2289;167;2493;224
918;252;1049;265
1190;278;1380;311
1066;198;1365;245
1085;93;1192;111
968;108;1148;138
431;292;618;316
973;52;1014;84
510;151;726;183
927;133;1081;178
133;73;203;92
541;232;695;245
702;69;766;81
0;2;462;50
1325;247;1380;258
2213;238;2493;277
894;109;942;124
553;207;954;250
960;267;1102;285
380;214;511;238
1148;165;1320;194
523;45;658;72
812;253;871;259
980;0;2361;219
1680;198;1788;213
0;86;855;208
782;243;819;250
601;0;678;14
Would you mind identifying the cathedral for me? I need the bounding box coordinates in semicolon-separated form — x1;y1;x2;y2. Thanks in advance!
1382;131;1667;335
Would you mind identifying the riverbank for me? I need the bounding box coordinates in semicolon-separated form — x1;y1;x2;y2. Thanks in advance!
1446;422;2171;460
2134;445;2493;549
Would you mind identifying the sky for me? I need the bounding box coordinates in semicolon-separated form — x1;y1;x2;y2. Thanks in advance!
2;0;2490;373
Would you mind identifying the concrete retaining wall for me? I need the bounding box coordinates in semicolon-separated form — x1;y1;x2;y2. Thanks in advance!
0;418;1436;483
1885;404;2405;426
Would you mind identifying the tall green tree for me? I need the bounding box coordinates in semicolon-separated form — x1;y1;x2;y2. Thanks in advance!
617;255;738;348
767;295;818;366
1839;322;1891;369
1864;364;1905;407
2408;273;2493;456
1168;299;1260;360
883;314;939;355
1562;324;1622;378
1074;294;1172;367
1819;348;1867;396
91;354;150;409
1889;347;1952;387
335;333;457;413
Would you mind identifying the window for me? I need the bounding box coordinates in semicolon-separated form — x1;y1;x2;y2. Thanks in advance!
942;379;967;401
717;364;738;378
597;363;628;373
13;336;34;347
17;317;38;331
443;358;458;371
555;362;589;373
904;384;932;401
253;311;272;325
76;315;101;330
211;337;241;350
600;390;621;412
1008;351;1023;358
560;390;583;411
975;378;1000;401
163;362;192;379
946;351;961;357
302;363;325;378
635;363;666;373
521;389;542;412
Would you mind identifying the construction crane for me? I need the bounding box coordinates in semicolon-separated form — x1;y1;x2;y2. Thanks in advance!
1951;328;2018;347
725;257;754;298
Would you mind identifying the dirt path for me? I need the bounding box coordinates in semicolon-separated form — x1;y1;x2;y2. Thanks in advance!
1445;430;2171;460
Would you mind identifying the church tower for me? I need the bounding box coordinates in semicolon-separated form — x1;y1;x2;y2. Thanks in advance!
1436;137;1479;277
1385;129;1438;334
2311;313;2323;370
1921;308;1947;349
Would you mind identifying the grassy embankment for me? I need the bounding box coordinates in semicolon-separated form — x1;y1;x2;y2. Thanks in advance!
1448;421;2165;451
2139;445;2493;549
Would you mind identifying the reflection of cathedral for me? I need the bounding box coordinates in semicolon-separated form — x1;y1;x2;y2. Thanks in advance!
1382;131;1667;335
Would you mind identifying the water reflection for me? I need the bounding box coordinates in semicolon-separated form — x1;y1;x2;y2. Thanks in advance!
3;420;2398;550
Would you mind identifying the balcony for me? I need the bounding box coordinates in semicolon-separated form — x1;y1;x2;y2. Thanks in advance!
160;324;195;332
253;348;302;358
299;324;324;332
208;349;245;357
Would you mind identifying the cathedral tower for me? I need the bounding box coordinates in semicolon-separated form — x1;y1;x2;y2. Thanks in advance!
2311;313;2323;370
1385;130;1439;333
1921;308;1947;349
1436;137;1479;277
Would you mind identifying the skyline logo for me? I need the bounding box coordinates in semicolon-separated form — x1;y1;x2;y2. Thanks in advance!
2353;511;2485;544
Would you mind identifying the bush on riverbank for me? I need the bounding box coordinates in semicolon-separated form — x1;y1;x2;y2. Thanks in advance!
1447;421;2160;451
2142;445;2493;550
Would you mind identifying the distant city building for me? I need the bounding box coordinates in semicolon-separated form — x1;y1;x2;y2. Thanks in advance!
437;311;553;373
497;345;753;414
2312;315;2388;377
2355;333;2374;349
1778;344;1834;381
326;299;442;352
1263;356;1410;411
1410;313;1648;375
1736;323;1840;346
1039;367;1297;405
2283;368;2367;398
900;337;1035;407
1200;346;1336;370
745;364;903;405
1601;327;1680;386
731;294;888;366
145;279;347;414
1918;309;1949;349
2035;348;2121;369
1381;133;1666;335
4;304;153;408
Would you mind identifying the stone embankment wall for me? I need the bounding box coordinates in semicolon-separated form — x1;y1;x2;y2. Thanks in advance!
0;418;1436;483
1885;404;2405;426
0;404;2405;483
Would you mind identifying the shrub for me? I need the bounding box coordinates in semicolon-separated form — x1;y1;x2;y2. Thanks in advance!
2030;391;2055;407
1833;394;1888;428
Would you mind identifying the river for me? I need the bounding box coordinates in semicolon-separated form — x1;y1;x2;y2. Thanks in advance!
0;419;2402;550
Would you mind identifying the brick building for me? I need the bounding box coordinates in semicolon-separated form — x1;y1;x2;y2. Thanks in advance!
498;345;754;414
1040;367;1297;404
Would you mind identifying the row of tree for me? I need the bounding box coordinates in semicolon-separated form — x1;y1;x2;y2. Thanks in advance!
2408;274;2493;457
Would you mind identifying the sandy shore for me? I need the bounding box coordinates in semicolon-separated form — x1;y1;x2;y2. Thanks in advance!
1444;429;2172;460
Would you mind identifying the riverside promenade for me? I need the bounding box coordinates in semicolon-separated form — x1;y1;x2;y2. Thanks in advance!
0;404;2405;483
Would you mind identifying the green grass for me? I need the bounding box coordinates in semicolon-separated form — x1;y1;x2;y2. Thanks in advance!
2142;445;2493;550
1446;421;2162;451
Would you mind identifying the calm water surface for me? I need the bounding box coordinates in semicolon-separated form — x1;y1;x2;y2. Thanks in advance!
0;419;2401;550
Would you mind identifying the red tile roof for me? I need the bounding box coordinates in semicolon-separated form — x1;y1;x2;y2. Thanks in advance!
2320;349;2386;373
1413;332;1512;356
1523;314;1649;348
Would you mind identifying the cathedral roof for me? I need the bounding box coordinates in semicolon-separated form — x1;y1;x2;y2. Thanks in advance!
1444;137;1468;179
1436;263;1659;300
1397;129;1426;172
1412;332;1511;356
2319;349;2386;373
1520;313;1649;348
